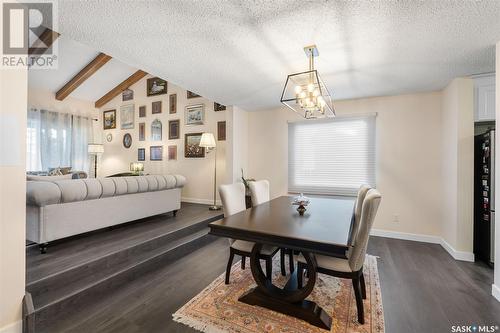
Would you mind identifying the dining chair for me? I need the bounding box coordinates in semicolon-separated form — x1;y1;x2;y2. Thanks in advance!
249;180;291;276
350;185;371;244
296;188;382;324
219;182;280;284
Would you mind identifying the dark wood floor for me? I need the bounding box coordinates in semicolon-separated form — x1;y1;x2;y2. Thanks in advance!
39;235;500;332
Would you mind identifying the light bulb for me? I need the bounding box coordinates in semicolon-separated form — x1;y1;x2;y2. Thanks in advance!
319;99;326;107
307;83;314;92
294;86;302;94
300;91;306;99
313;89;320;97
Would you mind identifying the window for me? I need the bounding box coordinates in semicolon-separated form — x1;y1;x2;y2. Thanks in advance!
288;115;376;196
27;108;92;172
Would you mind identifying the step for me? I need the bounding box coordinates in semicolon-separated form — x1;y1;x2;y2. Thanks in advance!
27;207;223;283
32;228;217;332
27;213;221;300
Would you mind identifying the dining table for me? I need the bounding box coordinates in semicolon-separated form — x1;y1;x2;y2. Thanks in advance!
208;195;355;330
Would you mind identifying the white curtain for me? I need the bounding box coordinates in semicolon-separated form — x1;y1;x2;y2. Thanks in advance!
27;108;92;172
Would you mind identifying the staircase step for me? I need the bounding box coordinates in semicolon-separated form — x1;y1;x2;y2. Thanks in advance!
32;228;217;332
27;213;221;297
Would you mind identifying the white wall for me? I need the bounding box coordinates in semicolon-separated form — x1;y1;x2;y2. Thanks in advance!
248;92;445;238
97;75;227;204
494;41;500;302
225;106;249;184
0;4;27;332
441;78;474;255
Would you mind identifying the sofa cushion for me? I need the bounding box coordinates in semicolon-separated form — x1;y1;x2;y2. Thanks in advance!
26;181;61;206
83;179;103;200
112;178;128;195
164;175;176;189
123;177;139;193
145;175;159;191
174;175;187;187
99;178;116;197
54;180;87;203
156;175;168;190
136;177;149;192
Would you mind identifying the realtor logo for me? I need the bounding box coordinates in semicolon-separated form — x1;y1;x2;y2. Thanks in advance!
2;0;58;69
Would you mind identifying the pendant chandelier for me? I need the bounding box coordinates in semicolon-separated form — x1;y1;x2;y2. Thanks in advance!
280;45;335;119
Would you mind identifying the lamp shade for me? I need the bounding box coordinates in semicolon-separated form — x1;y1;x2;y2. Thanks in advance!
130;162;144;172
88;144;104;154
199;132;216;148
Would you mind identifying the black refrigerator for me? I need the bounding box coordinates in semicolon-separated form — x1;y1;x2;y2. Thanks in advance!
474;129;495;267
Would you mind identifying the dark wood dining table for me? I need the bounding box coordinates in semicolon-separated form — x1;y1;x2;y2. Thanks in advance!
208;195;355;330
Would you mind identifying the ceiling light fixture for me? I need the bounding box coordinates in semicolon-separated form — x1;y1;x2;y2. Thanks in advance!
280;45;335;119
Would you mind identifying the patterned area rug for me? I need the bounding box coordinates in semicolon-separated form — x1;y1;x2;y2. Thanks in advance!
173;255;384;333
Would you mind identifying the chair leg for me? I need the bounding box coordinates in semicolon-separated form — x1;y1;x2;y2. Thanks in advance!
353;277;365;324
241;255;246;269
265;257;273;280
297;263;304;289
225;249;235;284
360;272;367;299
288;249;294;273
280;249;286;276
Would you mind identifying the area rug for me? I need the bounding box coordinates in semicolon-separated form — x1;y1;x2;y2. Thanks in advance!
173;254;384;333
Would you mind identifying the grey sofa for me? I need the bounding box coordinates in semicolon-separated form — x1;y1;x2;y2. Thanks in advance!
26;175;186;252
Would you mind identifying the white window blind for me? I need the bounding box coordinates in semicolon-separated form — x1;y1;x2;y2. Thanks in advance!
288;115;376;196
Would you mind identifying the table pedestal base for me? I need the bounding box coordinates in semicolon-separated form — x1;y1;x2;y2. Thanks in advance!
239;287;332;330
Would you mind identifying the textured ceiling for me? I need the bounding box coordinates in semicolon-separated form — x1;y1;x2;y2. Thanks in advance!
53;1;500;110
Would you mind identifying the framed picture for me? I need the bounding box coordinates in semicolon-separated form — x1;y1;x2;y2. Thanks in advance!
152;101;162;114
214;102;226;111
168;145;177;160
123;133;132;148
151;119;162;141
120;104;134;129
139;122;145;141
103;110;116;130
185;133;205;158
187;90;201;99
138;148;145;161
169;94;177;114
147;77;167;96
185;104;205;126
122;89;133;101
150;146;163;161
139;105;146;118
218;121;226;141
168;119;180;139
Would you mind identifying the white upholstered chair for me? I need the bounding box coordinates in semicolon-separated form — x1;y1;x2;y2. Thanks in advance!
248;180;270;206
296;188;382;324
249;180;291;276
219;183;280;284
350;185;371;244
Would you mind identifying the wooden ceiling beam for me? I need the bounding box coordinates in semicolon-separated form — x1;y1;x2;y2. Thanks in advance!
28;28;60;55
94;70;147;108
56;53;112;101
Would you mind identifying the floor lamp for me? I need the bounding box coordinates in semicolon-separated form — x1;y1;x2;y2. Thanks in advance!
88;144;104;178
200;133;221;210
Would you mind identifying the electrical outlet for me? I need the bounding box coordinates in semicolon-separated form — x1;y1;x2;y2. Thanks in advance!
393;214;399;223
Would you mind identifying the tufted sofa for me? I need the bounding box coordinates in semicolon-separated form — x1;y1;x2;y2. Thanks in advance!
26;175;186;251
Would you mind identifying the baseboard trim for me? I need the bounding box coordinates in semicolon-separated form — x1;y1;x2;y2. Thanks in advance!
0;320;22;333
182;197;221;206
370;229;475;262
493;284;500;302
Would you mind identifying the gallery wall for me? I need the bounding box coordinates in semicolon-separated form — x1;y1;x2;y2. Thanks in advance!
96;75;227;204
